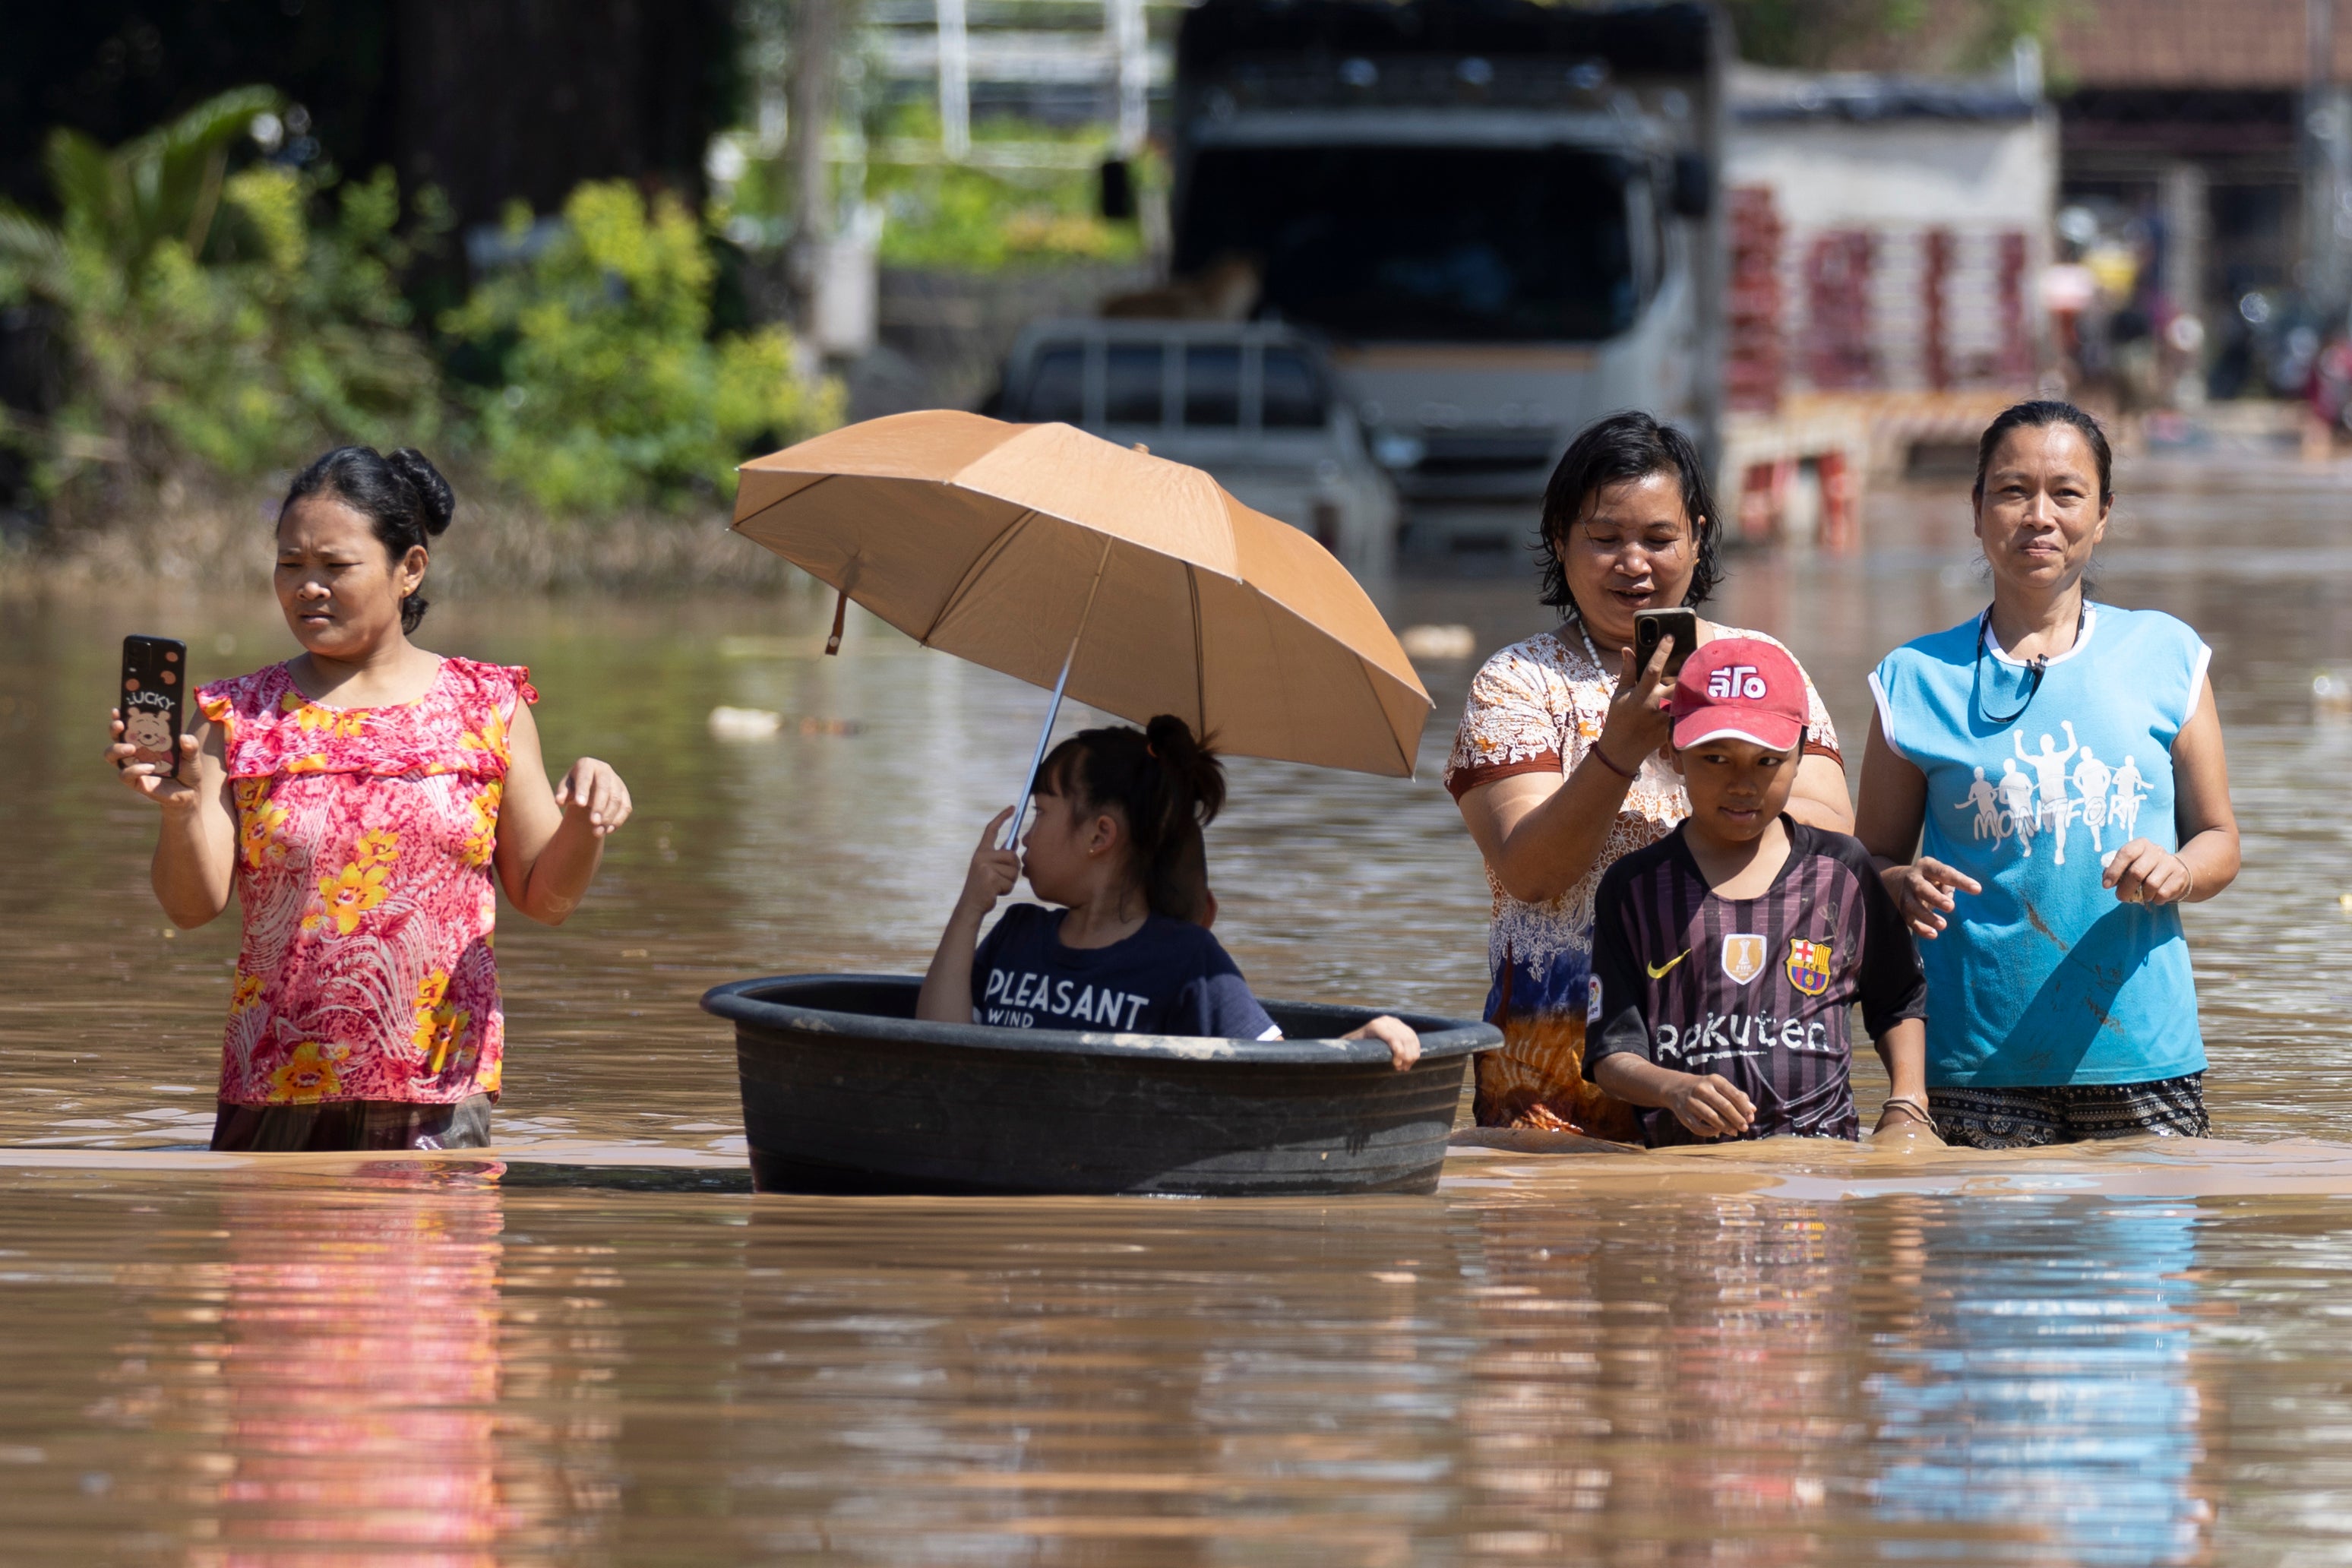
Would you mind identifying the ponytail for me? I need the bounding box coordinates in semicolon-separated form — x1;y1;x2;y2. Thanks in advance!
1038;714;1225;919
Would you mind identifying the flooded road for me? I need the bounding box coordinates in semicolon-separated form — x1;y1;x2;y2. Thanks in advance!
6;450;2352;1560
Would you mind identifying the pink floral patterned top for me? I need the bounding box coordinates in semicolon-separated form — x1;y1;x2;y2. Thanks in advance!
194;659;536;1108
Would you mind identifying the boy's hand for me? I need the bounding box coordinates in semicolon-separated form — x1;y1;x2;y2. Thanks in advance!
1885;856;1980;939
1663;1071;1754;1138
958;808;1020;915
1341;1014;1421;1071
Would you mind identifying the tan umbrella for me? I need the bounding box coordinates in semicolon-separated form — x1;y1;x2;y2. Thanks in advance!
732;410;1431;820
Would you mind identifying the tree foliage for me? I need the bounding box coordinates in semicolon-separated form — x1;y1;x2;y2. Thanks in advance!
442;180;842;514
0;87;442;501
0;88;845;525
1723;0;2068;72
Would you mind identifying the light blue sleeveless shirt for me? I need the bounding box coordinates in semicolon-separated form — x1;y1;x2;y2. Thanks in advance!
1870;605;2211;1087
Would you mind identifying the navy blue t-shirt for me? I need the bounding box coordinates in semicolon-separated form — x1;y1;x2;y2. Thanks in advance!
969;904;1280;1039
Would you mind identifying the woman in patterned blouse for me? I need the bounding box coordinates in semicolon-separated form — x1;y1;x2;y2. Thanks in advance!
105;447;631;1152
1445;413;1852;1136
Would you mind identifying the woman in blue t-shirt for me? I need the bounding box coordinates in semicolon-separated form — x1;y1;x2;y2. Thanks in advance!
1854;401;2240;1148
918;714;1421;1064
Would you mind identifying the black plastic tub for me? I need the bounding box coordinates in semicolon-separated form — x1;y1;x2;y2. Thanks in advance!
701;974;1500;1197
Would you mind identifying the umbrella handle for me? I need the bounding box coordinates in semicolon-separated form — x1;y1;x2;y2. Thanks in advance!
1001;640;1075;850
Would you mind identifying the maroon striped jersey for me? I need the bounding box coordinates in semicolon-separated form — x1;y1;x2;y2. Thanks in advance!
1585;819;1924;1147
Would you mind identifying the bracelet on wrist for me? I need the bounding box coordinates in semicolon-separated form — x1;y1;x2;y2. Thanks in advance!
1878;1095;1933;1126
1589;740;1638;782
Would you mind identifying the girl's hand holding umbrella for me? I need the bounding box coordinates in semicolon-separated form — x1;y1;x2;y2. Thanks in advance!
917;808;1020;1024
957;807;1022;915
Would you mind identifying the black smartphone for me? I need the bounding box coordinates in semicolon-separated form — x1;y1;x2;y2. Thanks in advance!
1633;608;1699;678
119;635;188;774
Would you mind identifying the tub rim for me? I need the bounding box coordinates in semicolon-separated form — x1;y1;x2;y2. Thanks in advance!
701;972;1499;1066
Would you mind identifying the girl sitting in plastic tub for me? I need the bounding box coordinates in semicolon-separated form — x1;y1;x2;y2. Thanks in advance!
918;715;1422;1069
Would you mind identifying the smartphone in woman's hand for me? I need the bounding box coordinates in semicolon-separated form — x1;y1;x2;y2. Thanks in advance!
120;635;188;773
1633;607;1699;678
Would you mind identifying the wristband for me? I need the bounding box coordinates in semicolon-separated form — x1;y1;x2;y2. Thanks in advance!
1589;740;1638;782
1878;1095;1933;1125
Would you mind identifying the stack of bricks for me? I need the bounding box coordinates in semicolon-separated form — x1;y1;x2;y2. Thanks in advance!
1726;185;1785;413
1804;230;1878;390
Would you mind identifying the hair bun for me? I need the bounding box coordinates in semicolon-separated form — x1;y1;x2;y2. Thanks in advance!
387;447;456;537
1144;714;1225;826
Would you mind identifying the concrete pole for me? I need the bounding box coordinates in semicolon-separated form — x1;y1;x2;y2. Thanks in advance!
2307;0;2349;312
790;0;839;315
2161;162;2208;321
1109;0;1147;156
937;0;969;160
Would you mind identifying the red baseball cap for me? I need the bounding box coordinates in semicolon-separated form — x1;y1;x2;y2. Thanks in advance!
1670;637;1808;754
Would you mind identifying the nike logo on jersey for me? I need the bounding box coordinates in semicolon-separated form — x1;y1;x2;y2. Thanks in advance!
1646;950;1691;978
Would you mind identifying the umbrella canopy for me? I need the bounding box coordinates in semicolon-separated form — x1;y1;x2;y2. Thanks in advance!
732;410;1432;777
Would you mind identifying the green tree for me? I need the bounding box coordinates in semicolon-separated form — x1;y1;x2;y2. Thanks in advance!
444;180;841;514
0;87;444;502
1724;0;2069;71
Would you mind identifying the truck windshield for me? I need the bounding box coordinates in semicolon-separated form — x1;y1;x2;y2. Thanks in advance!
1180;144;1636;343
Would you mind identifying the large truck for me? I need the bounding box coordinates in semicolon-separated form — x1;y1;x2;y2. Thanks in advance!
1165;0;1726;552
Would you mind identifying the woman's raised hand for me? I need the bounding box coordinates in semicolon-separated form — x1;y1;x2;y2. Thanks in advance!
105;710;201;811
958;807;1021;915
1598;638;1677;778
555;758;634;837
2101;837;2192;906
1884;856;1981;939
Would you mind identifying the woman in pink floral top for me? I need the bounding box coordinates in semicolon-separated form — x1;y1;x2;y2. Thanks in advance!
106;447;631;1151
1446;415;1851;1138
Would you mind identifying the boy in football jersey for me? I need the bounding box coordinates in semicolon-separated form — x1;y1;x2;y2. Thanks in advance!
1584;638;1933;1146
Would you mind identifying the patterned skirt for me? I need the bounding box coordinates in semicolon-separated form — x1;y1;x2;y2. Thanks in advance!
1927;1073;2209;1149
210;1094;495;1152
1473;1010;1646;1143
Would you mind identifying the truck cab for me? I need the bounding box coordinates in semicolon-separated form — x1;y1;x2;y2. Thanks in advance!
1170;1;1724;552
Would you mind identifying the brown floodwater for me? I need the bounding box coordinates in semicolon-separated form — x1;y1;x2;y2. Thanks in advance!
5;448;2352;1561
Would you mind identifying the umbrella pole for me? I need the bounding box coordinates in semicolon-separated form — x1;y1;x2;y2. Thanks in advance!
1000;538;1112;850
1001;641;1076;849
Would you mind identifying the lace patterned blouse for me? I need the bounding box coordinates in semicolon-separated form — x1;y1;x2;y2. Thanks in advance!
194;659;536;1108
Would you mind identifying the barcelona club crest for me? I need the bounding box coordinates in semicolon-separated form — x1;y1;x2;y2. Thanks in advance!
1720;934;1766;985
1787;938;1833;997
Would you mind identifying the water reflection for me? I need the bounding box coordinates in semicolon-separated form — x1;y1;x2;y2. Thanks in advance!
1462;1193;1861;1561
5;1165;2351;1559
83;1168;625;1563
721;1199;1475;1560
1869;1200;2209;1565
208;1171;514;1559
